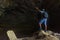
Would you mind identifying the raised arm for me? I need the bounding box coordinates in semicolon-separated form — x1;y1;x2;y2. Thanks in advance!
35;7;40;11
32;2;41;12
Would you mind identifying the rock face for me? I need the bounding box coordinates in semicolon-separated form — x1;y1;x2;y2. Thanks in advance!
18;30;60;40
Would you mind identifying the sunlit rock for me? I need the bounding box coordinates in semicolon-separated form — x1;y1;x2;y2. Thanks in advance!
7;30;18;40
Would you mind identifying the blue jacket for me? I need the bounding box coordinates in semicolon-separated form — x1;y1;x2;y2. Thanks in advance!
40;10;48;18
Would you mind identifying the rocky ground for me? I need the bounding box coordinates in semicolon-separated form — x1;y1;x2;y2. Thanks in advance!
16;30;60;40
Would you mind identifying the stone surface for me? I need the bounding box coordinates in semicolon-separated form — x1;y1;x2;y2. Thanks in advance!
7;30;60;40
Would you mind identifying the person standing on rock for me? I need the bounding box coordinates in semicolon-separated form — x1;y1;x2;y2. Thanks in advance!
35;7;48;32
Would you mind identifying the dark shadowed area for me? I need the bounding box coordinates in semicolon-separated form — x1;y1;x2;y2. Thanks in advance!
0;0;60;40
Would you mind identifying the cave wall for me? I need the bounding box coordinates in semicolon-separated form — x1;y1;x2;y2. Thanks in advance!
0;0;60;34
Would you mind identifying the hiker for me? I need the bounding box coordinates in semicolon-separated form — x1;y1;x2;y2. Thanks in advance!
35;7;48;32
